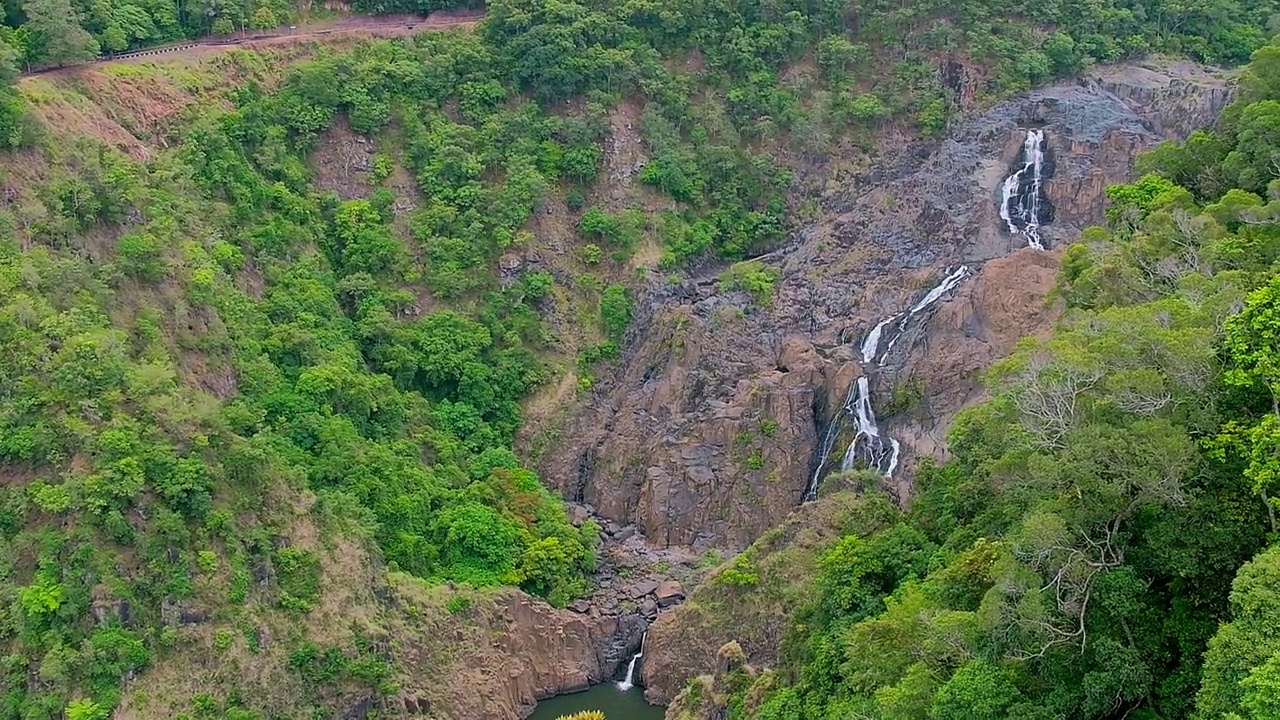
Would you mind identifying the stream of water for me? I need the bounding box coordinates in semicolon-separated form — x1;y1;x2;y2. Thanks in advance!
1000;128;1051;249
804;266;973;500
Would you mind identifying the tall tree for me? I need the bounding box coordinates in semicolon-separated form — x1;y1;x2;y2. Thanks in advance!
21;0;97;66
0;38;21;148
0;38;19;85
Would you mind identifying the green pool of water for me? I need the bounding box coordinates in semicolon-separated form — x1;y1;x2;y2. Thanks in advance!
526;683;664;720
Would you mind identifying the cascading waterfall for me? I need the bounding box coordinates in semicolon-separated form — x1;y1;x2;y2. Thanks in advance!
804;379;859;502
616;631;646;691
879;265;972;362
1000;129;1052;250
806;267;972;500
838;376;901;476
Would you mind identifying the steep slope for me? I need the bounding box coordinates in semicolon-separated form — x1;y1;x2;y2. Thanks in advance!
643;38;1280;720
1;32;645;720
0;0;1272;716
538;60;1230;552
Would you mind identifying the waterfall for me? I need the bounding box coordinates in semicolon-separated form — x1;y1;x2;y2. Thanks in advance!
616;631;646;691
807;267;972;499
1000;129;1050;250
861;314;900;364
837;376;900;475
880;266;972;361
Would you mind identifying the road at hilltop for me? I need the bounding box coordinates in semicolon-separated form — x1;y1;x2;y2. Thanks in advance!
20;9;484;79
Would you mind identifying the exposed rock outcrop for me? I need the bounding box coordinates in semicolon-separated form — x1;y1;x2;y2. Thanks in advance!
532;64;1229;553
1088;59;1233;140
878;247;1065;489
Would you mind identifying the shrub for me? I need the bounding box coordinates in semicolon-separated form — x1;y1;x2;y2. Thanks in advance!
65;700;109;720
719;556;759;587
115;232;166;281
445;595;472;614
580;243;603;265
370;153;394;184
718;261;780;306
274;548;321;613
599;284;633;340
214;628;234;651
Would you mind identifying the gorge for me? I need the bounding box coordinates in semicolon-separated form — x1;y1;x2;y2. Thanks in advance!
0;0;1275;717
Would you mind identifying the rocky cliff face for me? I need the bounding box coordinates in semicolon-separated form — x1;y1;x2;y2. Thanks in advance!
1087;59;1232;141
389;584;645;719
531;63;1231;555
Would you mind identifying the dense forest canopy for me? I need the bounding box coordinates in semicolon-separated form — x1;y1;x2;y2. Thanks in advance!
0;0;1277;717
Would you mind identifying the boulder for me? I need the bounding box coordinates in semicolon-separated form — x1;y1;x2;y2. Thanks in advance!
628;579;659;598
655;579;685;608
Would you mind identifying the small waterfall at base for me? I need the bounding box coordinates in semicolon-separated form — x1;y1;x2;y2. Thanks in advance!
806;267;972;500
616;631;646;691
1000;129;1053;250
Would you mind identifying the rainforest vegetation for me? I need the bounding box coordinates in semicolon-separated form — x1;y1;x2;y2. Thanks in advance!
0;0;1277;716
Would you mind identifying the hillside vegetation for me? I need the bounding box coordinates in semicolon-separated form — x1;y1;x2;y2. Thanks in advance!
671;38;1280;720
0;0;1277;718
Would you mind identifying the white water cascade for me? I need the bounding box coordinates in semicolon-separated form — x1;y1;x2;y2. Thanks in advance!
804;379;859;501
805;267;973;500
1000;128;1049;250
616;631;646;691
838;376;901;476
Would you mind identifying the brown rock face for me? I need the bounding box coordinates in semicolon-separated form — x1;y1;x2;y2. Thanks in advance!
889;247;1064;477
531;65;1228;558
392;586;646;720
544;300;827;550
1045;131;1152;228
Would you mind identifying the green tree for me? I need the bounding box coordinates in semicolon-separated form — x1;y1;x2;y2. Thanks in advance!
929;660;1022;720
0;84;21;148
1196;547;1280;718
21;0;99;66
0;40;19;85
211;17;235;36
599;284;632;340
249;7;277;30
1230;654;1280;720
1043;32;1082;76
